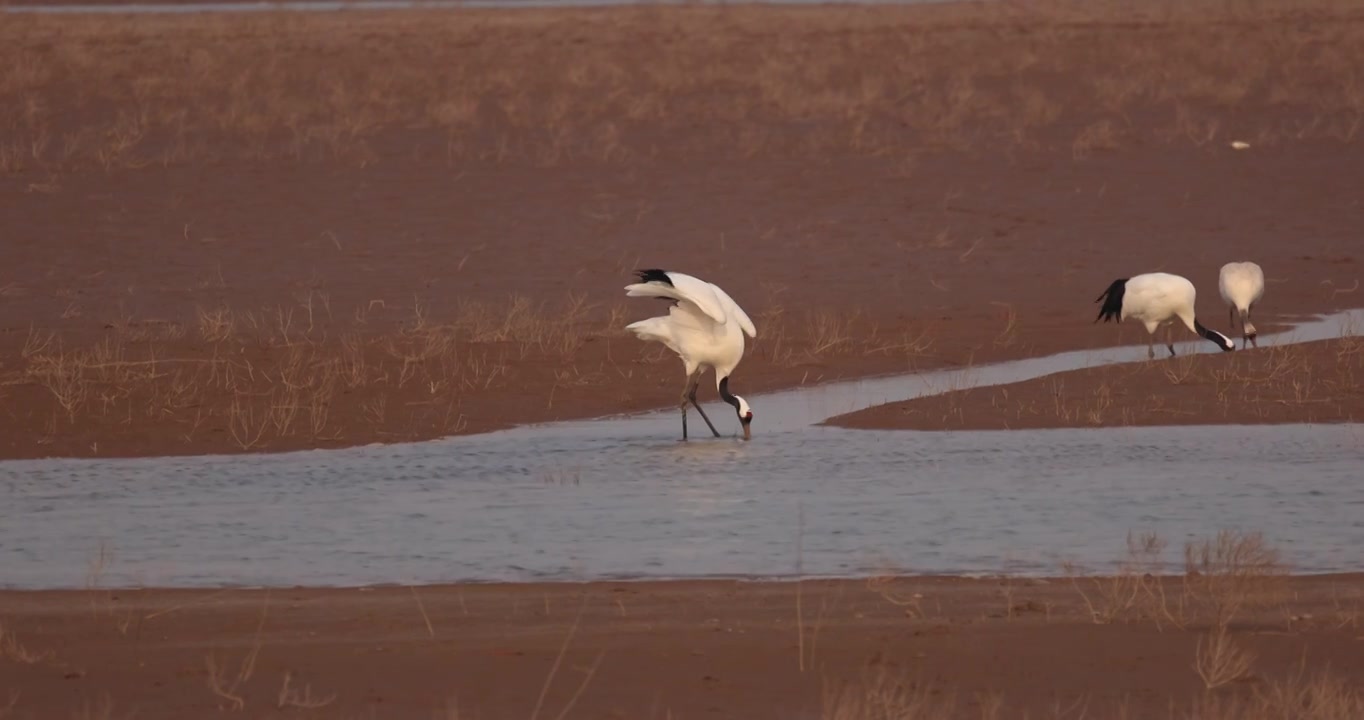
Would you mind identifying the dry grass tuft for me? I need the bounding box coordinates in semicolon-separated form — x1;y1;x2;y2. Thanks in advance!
823;669;956;720
1186;664;1364;719
1072;119;1125;159
69;695;121;720
204;592;269;711
197;306;236;343
1063;530;1286;630
276;671;337;709
753;309;936;372
1193;625;1257;690
0;622;54;665
1183;530;1286;628
818;668;1364;720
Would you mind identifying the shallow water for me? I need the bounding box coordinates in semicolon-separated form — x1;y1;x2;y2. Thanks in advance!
1;311;1361;589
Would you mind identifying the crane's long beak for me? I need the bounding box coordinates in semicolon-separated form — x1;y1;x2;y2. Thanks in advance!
741;417;752;441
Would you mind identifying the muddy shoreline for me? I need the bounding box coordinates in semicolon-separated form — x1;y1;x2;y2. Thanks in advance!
829;336;1364;431
1;571;1361;718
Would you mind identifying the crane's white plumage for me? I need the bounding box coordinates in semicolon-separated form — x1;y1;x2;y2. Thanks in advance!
1218;261;1265;348
1095;272;1235;358
625;269;756;440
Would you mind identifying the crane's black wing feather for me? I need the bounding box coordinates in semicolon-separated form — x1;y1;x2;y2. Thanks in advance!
635;269;674;286
1094;278;1127;323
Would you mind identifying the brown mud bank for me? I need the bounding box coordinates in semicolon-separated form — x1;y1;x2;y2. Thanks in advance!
2;548;1362;718
3;3;1363;459
829;336;1364;431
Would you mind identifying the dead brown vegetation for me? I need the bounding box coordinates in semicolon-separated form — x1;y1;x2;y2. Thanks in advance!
3;555;1364;719
1061;530;1286;643
3;295;598;455
1;1;1363;174
0;292;937;459
1061;532;1298;708
0;622;54;665
841;531;1360;719
824;662;1364;720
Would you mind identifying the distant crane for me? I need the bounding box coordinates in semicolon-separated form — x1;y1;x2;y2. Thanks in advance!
1219;261;1266;348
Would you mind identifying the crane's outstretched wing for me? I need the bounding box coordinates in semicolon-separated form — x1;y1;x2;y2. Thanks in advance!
624;270;727;326
706;282;757;339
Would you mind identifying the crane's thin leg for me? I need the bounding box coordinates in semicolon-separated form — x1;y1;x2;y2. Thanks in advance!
1229;306;1235;331
686;376;721;438
1165;324;1176;357
679;374;691;441
1147;334;1156;360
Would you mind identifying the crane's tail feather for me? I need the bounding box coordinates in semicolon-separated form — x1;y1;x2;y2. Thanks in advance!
1094;278;1127;324
625;317;673;345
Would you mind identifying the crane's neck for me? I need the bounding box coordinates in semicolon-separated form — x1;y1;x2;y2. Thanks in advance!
718;376;741;412
1193;318;1232;351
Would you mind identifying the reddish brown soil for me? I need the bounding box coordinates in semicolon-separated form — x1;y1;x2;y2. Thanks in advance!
1;576;1361;719
829;337;1364;431
2;6;1363;459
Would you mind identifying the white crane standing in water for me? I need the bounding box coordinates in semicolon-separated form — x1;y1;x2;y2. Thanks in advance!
1094;271;1236;359
624;269;757;441
1219;261;1265;348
